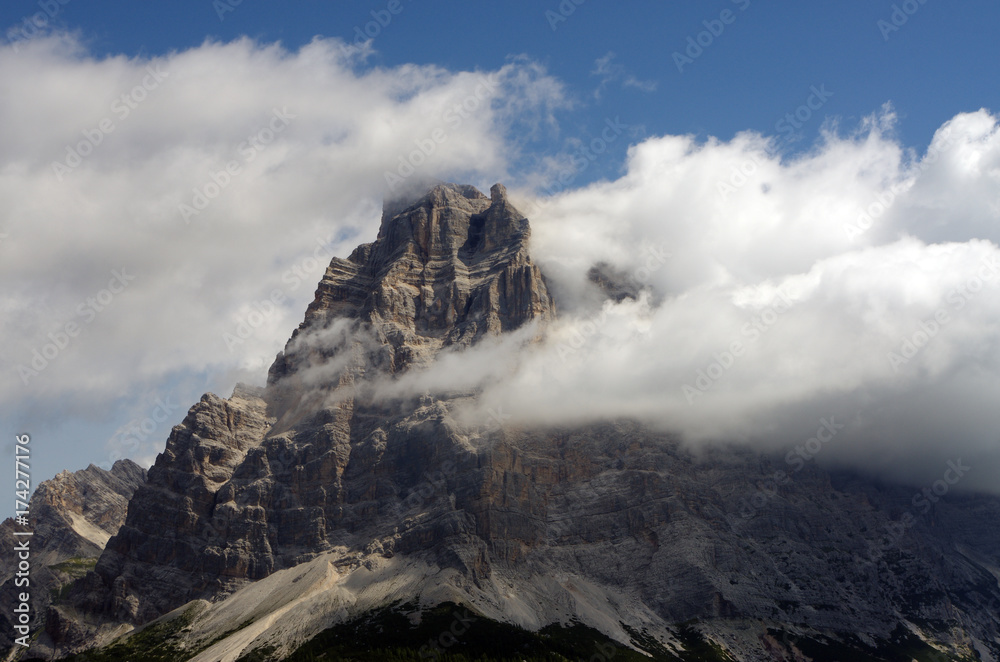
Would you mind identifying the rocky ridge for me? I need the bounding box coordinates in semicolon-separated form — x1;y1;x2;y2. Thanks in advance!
0;460;146;656
18;184;1000;661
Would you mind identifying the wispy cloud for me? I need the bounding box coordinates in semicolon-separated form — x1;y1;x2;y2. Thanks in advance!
590;52;657;100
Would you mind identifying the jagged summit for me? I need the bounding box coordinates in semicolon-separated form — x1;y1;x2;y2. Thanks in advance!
378;182;485;232
267;183;553;393
380;182;531;255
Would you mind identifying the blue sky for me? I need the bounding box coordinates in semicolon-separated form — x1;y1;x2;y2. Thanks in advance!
3;0;1000;500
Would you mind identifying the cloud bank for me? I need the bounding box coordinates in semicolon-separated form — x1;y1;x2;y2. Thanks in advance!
2;33;999;495
376;107;1000;493
495;109;1000;492
0;34;566;478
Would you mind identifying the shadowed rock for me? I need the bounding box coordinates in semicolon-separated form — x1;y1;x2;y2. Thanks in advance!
36;184;1000;662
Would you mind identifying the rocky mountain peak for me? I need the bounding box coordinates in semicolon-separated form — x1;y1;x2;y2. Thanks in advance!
31;183;1000;662
0;459;146;653
24;459;147;559
370;181;530;275
267;183;553;398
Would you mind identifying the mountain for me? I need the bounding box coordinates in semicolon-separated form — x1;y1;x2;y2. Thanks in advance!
0;460;146;655
16;184;1000;661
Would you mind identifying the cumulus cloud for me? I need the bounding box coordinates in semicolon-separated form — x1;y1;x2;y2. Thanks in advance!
0;33;567;483
406;109;1000;493
3;31;1000;497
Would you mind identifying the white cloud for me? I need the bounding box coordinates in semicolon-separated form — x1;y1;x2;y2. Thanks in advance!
4;32;1000;496
590;51;657;100
0;34;568;481
463;109;1000;492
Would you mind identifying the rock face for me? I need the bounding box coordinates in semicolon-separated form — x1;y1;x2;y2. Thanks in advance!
0;459;145;652
266;182;553;426
587;261;645;302
35;184;1000;661
272;182;551;372
88;183;554;617
78;388;275;623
